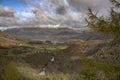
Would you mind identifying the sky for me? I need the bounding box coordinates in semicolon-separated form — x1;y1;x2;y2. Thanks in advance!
0;0;26;10
0;0;111;15
0;0;119;29
21;0;111;14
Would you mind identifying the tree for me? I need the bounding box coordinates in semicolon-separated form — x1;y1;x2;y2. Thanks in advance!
86;0;120;42
1;61;21;80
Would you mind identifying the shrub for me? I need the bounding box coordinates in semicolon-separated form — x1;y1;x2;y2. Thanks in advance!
78;54;120;80
1;61;21;80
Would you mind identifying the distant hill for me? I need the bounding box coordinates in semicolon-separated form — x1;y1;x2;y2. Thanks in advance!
4;27;112;43
4;27;79;43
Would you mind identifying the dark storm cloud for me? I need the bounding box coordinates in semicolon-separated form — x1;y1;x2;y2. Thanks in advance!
0;6;15;17
56;5;67;14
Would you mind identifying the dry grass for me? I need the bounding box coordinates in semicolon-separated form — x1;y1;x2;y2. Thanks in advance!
17;64;73;80
0;31;22;47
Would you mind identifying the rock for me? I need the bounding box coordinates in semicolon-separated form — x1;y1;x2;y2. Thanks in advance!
39;71;46;76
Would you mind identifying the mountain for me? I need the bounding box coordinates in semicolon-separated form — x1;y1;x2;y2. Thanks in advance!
4;27;80;43
4;27;112;43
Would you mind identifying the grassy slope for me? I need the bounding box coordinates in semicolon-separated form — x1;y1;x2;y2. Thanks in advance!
0;39;120;80
0;31;19;47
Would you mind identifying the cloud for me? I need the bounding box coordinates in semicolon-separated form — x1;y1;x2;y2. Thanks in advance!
67;0;111;15
16;11;35;21
20;0;111;16
56;5;67;14
20;0;42;9
20;0;68;14
0;0;115;29
0;6;22;26
17;0;111;28
0;6;15;17
32;8;44;17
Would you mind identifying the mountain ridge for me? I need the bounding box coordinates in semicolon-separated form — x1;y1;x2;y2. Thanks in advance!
4;27;112;43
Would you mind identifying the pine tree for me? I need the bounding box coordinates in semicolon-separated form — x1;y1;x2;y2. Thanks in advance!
86;0;120;43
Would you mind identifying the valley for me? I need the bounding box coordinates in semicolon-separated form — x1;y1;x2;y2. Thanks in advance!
0;0;120;80
0;31;119;80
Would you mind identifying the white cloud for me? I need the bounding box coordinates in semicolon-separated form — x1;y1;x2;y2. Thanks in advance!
0;6;15;17
15;11;35;21
0;0;117;29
